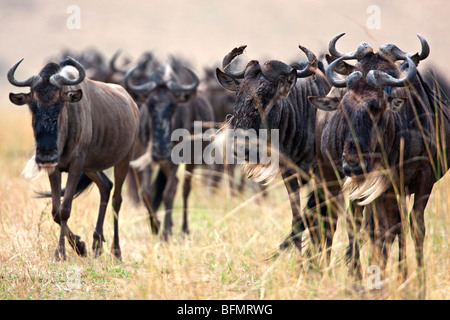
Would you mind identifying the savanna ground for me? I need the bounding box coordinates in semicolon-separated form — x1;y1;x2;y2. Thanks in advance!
0;0;449;301
0;107;448;300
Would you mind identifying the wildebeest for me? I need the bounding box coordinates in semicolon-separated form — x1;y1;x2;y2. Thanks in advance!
308;33;449;295
106;50;162;206
106;50;157;89
216;45;332;255
124;61;215;240
8;57;139;261
202;66;236;125
55;47;109;82
202;65;265;195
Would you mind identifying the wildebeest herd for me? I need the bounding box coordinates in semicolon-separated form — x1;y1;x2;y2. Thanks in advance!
7;33;449;297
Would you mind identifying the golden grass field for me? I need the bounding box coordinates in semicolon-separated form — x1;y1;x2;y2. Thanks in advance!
0;105;449;301
0;0;449;301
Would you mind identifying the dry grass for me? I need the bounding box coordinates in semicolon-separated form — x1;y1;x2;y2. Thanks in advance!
0;107;448;300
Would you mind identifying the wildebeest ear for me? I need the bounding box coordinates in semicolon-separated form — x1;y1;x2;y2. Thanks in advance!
9;92;32;106
62;89;83;103
388;97;407;112
278;70;297;98
308;96;341;111
409;53;420;67
216;68;240;92
325;54;355;75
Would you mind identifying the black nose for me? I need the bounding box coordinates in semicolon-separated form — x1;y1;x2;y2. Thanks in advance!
342;157;368;176
35;146;58;166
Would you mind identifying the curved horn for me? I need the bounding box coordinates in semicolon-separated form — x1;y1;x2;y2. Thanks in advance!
222;45;247;79
380;34;430;62
326;55;352;87
109;50;128;75
296;45;318;78
417;34;430;60
366;55;417;88
7;58;42;87
328;32;346;58
49;56;86;87
123;65;157;93
136;51;153;71
325;41;373;87
167;67;199;93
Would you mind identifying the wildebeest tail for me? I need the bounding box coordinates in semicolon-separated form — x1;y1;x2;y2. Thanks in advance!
35;172;94;198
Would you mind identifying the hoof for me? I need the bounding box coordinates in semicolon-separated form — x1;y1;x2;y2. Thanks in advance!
92;241;103;258
54;247;66;261
68;235;87;257
111;249;122;262
151;224;160;235
93;247;103;259
76;240;87;257
160;232;171;242
92;232;105;258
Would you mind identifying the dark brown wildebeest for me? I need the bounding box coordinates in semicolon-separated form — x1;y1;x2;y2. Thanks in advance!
8;57;139;261
308;33;448;295
105;50;162;206
106;50;157;87
202;65;261;195
216;45;332;256
202;66;236;124
124;62;215;240
56;47;109;82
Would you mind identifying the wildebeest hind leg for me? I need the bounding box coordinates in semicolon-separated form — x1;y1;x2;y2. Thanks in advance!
110;156;132;260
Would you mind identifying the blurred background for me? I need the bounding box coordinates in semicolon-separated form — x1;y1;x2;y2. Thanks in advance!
0;0;449;107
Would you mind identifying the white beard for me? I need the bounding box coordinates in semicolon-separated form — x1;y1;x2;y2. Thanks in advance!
342;170;391;206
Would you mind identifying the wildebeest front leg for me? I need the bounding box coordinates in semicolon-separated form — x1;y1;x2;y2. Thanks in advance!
410;169;433;299
346;202;364;279
182;164;195;234
53;163;85;261
49;170;87;259
281;171;303;252
141;166;160;234
85;171;113;258
161;164;179;241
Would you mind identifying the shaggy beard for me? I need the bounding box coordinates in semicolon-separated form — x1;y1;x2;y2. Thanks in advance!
342;170;391;206
22;154;56;180
241;161;281;185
